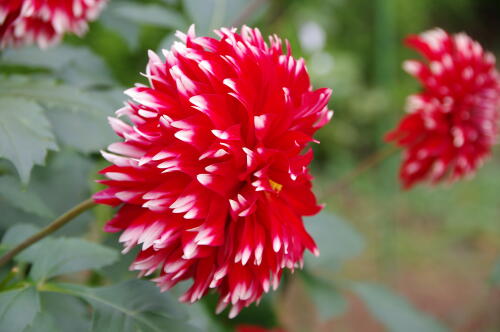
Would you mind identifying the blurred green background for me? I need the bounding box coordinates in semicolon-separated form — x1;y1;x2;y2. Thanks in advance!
1;0;499;331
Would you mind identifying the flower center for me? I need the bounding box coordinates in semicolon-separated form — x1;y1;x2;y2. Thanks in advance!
269;179;283;193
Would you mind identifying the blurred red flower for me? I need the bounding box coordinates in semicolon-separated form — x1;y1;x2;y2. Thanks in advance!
386;28;500;188
236;325;286;332
0;0;107;48
94;26;332;317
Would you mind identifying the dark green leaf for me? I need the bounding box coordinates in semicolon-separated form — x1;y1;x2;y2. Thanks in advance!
351;282;449;332
304;211;364;271
114;3;187;29
49;280;200;332
0;176;53;218
0;286;40;332
0;97;57;183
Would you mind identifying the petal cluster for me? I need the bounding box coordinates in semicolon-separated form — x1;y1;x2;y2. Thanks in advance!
386;28;500;188
0;0;107;48
95;26;332;317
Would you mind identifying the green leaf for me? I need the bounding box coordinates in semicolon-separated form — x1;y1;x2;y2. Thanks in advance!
0;97;57;183
1;223;39;248
23;311;59;332
2;46;114;87
183;0;258;35
2;224;118;281
301;273;347;320
304;211;365;271
43;97;116;153
351;282;449;332
40;293;90;332
114;3;187;29
0;286;40;332
17;238;118;281
0;151;93;235
0;176;53;218
100;4;141;50
47;280;200;332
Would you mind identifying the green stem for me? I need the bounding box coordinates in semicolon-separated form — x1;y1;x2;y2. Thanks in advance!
0;198;96;269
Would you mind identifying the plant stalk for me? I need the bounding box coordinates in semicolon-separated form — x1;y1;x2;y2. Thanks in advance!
0;198;96;268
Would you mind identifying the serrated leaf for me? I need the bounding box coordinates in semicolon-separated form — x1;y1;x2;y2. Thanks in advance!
0;286;40;332
302;273;347;320
304;211;364;271
0;97;57;183
18;238;118;281
0;176;53;218
351;282;449;332
114;3;187;29
49;280;200;332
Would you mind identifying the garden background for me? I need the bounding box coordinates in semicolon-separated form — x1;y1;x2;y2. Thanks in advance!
0;0;499;331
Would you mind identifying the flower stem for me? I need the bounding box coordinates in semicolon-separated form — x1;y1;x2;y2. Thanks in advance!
321;145;398;198
0;198;96;269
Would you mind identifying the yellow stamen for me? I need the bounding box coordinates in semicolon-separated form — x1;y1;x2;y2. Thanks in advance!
269;179;283;193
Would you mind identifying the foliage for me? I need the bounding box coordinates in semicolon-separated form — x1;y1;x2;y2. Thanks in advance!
0;0;498;331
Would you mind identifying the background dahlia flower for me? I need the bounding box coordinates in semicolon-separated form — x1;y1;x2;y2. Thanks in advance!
0;0;107;48
386;28;500;188
94;26;332;317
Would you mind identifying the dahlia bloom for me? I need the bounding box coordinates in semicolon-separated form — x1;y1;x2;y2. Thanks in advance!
236;325;286;332
0;0;107;48
386;28;500;188
94;26;332;317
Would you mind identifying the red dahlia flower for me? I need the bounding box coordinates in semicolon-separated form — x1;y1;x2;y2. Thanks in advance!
0;0;107;48
386;28;500;188
94;26;332;317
